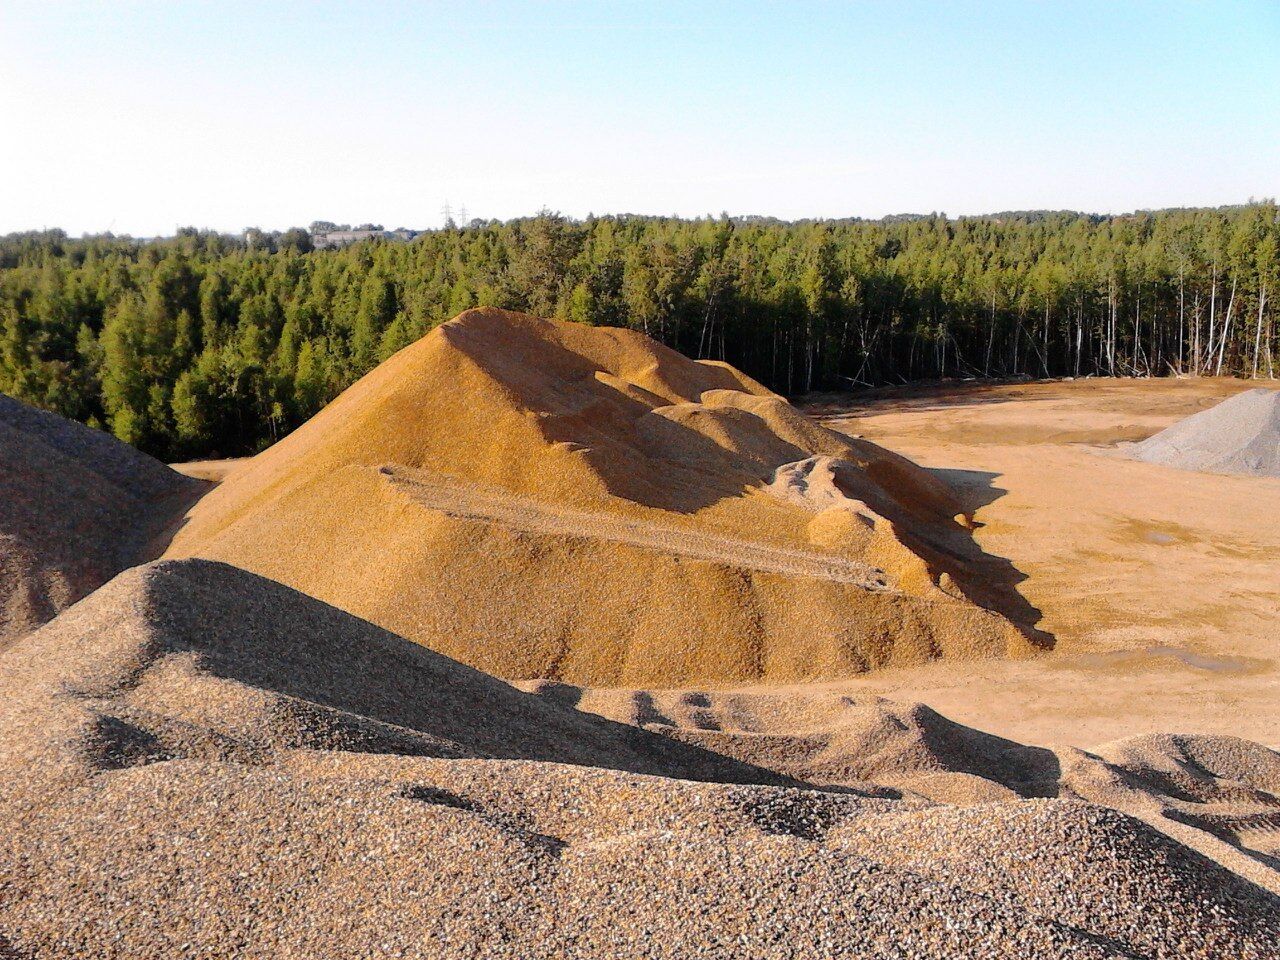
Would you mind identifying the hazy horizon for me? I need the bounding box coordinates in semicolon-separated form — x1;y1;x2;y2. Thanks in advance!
3;0;1278;236
12;201;1280;242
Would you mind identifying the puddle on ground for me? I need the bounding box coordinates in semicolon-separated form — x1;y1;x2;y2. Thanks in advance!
1114;518;1267;558
1065;645;1266;675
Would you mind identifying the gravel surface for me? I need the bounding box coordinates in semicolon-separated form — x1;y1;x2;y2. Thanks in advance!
0;394;198;646
1131;387;1280;476
0;559;1276;959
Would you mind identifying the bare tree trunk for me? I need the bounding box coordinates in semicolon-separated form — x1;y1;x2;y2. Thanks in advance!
1216;276;1237;376
1107;282;1116;375
1192;292;1201;375
1268;313;1276;379
1075;304;1083;376
1136;285;1146;371
1177;267;1185;374
1207;265;1218;365
985;293;996;376
1254;281;1268;378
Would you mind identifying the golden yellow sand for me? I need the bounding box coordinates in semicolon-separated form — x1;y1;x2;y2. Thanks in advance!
165;309;1031;686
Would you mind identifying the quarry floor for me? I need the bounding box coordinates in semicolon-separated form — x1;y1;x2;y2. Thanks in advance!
799;377;1280;749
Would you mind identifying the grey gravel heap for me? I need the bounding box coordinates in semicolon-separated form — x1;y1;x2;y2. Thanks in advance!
1130;387;1280;477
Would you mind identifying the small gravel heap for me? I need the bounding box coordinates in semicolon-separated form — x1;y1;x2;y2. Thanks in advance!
1130;387;1280;476
0;559;1276;959
0;394;198;646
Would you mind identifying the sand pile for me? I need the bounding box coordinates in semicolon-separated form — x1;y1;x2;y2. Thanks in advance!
0;394;198;645
166;308;1032;685
1130;387;1280;476
1;560;1275;959
0;559;780;795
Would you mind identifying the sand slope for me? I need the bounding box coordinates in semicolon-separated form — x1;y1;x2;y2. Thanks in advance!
0;394;198;645
1130;387;1280;476
166;308;1031;685
1;559;1275;959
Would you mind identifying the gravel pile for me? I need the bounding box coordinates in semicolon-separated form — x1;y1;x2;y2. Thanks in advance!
540;685;1060;803
0;559;1276;958
546;683;1280;896
164;308;1029;687
1130;387;1280;476
0;394;198;646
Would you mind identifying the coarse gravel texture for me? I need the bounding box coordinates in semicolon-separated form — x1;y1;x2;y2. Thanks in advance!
165;308;1035;687
0;392;200;645
548;683;1280;895
1129;387;1280;476
0;559;1277;959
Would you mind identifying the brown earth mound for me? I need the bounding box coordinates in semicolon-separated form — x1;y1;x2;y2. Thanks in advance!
166;308;1032;685
0;394;198;646
0;559;1275;959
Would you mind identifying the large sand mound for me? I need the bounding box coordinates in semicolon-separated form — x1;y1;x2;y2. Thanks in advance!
1130;387;1280;476
0;559;1275;958
166;308;1033;685
0;394;198;645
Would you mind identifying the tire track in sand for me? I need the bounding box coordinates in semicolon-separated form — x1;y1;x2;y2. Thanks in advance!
381;466;890;590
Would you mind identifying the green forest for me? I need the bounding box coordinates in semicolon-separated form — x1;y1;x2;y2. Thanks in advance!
1;203;1277;460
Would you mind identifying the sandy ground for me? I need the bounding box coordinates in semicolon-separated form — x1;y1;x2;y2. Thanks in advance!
3;558;1276;957
795;377;1280;749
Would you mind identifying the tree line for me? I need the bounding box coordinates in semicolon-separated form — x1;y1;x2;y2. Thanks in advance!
1;203;1276;460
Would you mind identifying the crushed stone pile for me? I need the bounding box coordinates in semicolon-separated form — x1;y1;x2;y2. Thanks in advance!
0;559;1275;959
0;393;198;646
1130;387;1280;477
166;308;1033;686
541;684;1280;896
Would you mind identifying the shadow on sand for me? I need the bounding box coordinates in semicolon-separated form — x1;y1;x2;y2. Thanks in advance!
922;466;1054;649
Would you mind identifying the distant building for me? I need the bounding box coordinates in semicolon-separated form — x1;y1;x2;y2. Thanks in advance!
312;228;420;249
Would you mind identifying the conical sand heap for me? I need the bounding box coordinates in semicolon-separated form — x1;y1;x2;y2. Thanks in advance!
167;308;1033;685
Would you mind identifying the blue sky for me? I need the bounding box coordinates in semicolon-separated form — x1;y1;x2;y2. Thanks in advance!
1;0;1277;235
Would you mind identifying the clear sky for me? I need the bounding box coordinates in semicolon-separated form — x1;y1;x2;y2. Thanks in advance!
2;0;1277;235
